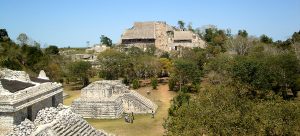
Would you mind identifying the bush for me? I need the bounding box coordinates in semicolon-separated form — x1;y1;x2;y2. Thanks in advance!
164;85;300;135
168;78;177;91
151;78;158;89
132;79;140;89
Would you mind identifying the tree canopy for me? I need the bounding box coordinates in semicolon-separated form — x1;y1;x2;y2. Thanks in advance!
100;35;112;47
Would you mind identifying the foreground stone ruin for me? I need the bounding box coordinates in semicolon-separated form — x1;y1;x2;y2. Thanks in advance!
71;80;157;119
0;68;63;133
7;104;112;136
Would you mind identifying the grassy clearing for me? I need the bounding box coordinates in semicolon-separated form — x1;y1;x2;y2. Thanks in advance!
63;82;176;136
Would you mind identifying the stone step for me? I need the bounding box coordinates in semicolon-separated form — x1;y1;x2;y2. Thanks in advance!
51;122;61;131
75;123;90;135
52;123;64;134
60;119;81;136
81;125;93;136
57;124;74;136
127;92;156;110
67;121;88;136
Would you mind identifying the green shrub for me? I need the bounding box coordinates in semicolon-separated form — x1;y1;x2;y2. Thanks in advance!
168;78;176;91
151;78;158;89
132;79;140;89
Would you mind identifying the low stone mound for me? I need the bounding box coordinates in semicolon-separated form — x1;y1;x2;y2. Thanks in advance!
7;104;113;136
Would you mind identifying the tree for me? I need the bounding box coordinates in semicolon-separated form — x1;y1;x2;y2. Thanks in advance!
260;34;273;44
100;35;112;47
238;29;248;38
177;20;185;30
159;58;172;77
45;45;59;55
67;61;92;87
230;51;300;99
187;22;194;32
98;49;129;80
292;31;300;43
17;33;29;45
226;36;252;55
134;55;161;79
203;27;228;52
170;59;202;92
164;85;300;135
0;29;10;42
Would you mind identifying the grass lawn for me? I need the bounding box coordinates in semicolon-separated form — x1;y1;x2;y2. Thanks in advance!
63;83;176;136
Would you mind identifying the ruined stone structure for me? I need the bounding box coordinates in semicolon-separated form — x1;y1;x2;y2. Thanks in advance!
0;68;63;133
7;105;112;136
71;80;157;119
121;21;206;51
86;44;109;53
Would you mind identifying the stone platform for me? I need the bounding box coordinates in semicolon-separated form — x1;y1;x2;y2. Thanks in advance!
71;80;157;119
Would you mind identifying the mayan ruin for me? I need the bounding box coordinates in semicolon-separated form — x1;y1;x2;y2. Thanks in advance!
0;68;63;133
71;80;157;119
1;1;300;135
8;104;111;136
121;21;206;51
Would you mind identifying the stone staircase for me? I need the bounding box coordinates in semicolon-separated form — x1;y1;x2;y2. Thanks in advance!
71;100;124;119
124;90;158;113
8;106;112;136
51;119;106;136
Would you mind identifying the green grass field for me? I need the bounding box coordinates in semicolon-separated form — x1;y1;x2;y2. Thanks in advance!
63;83;176;136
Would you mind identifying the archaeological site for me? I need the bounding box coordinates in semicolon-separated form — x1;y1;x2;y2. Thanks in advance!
121;21;206;51
0;69;113;136
71;80;157;119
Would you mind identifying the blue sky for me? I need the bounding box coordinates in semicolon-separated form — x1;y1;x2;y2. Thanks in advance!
1;0;300;47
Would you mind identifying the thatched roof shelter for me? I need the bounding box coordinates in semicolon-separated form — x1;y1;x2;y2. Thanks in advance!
173;31;194;40
122;22;156;39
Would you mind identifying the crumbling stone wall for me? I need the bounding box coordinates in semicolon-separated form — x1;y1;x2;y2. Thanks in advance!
155;22;169;51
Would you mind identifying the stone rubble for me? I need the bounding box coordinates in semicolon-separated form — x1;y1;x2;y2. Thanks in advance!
7;104;113;136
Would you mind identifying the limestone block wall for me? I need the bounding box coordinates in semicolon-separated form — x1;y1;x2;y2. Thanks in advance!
30;96;53;121
13;108;28;125
0;88;63;132
71;99;124;119
155;22;169;51
0;112;14;130
52;92;63;107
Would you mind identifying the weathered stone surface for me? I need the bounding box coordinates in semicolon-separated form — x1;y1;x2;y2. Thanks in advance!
38;70;49;80
71;80;157;119
0;69;63;134
7;105;113;136
0;68;31;82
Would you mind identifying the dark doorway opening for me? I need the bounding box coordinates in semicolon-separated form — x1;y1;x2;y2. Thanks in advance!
52;96;56;107
27;106;33;121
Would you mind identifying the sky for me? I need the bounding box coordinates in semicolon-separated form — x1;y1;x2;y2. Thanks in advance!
0;0;300;47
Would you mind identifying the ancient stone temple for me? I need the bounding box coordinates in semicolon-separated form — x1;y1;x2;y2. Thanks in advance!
120;21;206;51
71;80;157;119
0;68;63;132
7;104;112;136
